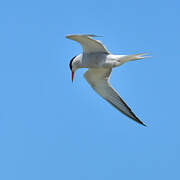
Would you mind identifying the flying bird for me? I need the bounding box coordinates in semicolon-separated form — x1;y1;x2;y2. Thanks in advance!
66;34;148;126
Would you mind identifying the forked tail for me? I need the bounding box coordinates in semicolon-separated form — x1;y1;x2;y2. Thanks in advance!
121;53;151;63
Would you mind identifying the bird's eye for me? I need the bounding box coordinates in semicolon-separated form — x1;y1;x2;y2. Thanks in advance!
74;61;79;65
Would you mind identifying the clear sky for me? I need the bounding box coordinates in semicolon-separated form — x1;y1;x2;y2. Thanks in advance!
0;0;179;179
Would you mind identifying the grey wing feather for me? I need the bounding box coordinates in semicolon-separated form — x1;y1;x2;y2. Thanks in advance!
84;68;146;126
66;34;109;54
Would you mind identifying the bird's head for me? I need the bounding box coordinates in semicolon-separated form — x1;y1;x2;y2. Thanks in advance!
69;55;79;82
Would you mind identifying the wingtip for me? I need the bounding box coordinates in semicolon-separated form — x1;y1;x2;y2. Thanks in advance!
65;34;72;39
141;122;147;127
138;121;147;127
134;116;147;127
65;34;103;39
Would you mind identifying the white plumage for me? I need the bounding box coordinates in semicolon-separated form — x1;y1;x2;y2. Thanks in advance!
66;34;148;126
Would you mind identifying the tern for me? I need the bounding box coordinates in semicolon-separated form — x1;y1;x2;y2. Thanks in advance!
66;34;148;126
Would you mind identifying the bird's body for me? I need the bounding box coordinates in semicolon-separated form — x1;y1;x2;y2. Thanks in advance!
72;53;146;69
72;53;128;68
66;34;149;126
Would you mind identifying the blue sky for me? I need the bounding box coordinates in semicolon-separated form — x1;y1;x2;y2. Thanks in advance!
0;0;180;179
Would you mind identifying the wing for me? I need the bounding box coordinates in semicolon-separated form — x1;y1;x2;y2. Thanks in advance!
66;34;110;54
83;68;146;126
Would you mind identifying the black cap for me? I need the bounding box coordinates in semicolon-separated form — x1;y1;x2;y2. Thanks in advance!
69;56;76;71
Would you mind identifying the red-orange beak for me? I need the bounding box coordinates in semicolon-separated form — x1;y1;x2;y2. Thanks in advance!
72;71;75;82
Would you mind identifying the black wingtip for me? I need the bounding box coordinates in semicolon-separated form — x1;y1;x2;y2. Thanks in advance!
69;56;77;71
142;123;147;127
134;116;147;127
138;121;147;127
